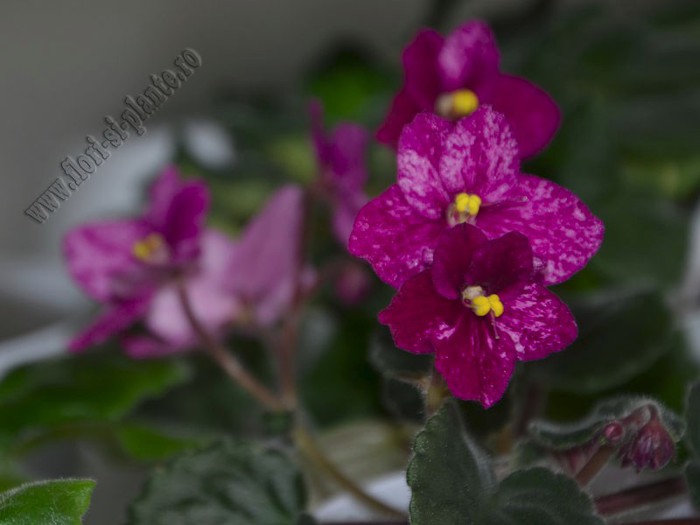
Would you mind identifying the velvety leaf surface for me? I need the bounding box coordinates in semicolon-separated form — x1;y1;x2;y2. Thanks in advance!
0;479;95;525
129;439;306;525
408;402;603;525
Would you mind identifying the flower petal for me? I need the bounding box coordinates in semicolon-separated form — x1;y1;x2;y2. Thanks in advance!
146;165;181;226
403;29;444;108
377;87;423;148
162;180;210;264
349;184;443;288
397;113;452;219
63;219;151;302
440;106;519;202
491;74;561;159
69;298;150;352
466;231;533;295
476;174;604;285
328;123;369;193
379;271;460;354
431;224;487;299
498;283;577;361
121;335;186;359
227;185;306;324
438;20;500;96
434;313;515;408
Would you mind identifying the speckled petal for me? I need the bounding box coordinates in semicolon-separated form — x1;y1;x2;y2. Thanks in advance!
491;74;561;159
439;107;519;203
498;283;577;361
476;174;604;285
349;184;443;288
438;20;500;96
63;219;151;302
69;298;150;352
397;113;453;219
379;271;461;354
434;313;516;408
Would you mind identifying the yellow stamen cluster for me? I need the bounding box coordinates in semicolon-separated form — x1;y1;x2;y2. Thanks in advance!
132;233;165;262
435;89;480;120
454;192;482;217
462;286;504;317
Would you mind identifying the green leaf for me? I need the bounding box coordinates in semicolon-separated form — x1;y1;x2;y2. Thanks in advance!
115;423;206;462
408;403;604;525
531;289;674;393
369;329;432;384
591;193;689;287
0;479;95;525
685;382;700;456
479;468;604;525
530;395;685;450
408;402;495;524
129;439;307;525
0;353;189;454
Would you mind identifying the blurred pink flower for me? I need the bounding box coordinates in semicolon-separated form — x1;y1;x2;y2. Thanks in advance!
377;20;560;159
310;100;369;245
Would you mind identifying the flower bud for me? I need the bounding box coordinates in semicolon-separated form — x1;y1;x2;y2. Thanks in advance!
618;413;675;472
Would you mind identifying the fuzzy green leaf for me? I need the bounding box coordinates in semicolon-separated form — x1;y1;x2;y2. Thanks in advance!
0;479;94;525
129;439;306;525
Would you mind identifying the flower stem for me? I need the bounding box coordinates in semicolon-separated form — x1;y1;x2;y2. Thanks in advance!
425;369;449;418
176;281;286;412
575;444;615;486
293;424;407;519
594;476;687;516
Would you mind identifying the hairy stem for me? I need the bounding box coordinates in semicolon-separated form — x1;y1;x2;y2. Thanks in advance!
294;424;407;519
177;280;285;412
575;444;615;486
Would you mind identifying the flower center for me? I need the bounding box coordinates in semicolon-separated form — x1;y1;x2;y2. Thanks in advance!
435;89;479;120
461;286;504;317
447;192;481;226
132;233;168;263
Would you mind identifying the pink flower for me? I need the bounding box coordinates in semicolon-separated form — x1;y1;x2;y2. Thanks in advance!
64;166;236;356
618;407;677;472
377;20;560;159
350;107;604;288
310;101;369;245
379;224;577;407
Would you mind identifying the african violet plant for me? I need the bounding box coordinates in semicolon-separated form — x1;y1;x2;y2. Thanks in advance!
2;3;700;524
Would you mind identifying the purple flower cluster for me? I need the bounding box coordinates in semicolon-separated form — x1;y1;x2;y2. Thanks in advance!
350;21;604;407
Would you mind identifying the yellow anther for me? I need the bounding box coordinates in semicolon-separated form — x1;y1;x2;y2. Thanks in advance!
453;193;482;217
471;295;491;316
436;89;480;119
465;291;504;318
132;233;165;262
488;294;504;317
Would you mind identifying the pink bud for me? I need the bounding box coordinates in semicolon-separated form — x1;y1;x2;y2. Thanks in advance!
618;413;675;472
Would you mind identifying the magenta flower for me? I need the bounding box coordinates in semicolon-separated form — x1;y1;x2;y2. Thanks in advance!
379;224;577;407
350;107;603;288
377;20;560;159
310;101;369;245
64;167;238;356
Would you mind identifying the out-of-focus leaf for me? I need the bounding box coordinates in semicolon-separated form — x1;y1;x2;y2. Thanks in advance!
623;154;700;199
685;382;700;456
685;461;700;510
0;353;189;453
531;290;674;393
0;479;94;525
306;48;394;126
115;423;206;462
592;192;689;287
407;402;603;525
129;440;306;525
